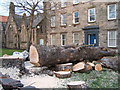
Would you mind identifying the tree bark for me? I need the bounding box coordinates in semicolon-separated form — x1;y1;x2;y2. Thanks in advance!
29;45;117;67
100;56;118;71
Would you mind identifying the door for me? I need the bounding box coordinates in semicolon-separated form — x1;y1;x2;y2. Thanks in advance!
88;34;97;45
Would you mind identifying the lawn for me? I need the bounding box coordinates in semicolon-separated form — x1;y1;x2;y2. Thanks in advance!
0;48;23;56
61;68;119;88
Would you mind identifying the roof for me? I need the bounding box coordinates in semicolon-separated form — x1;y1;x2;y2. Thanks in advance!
13;14;29;29
0;16;8;22
32;13;44;28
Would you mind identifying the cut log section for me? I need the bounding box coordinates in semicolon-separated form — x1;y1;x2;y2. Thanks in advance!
87;62;95;67
95;64;102;71
73;62;92;72
29;45;116;67
73;62;85;72
29;45;40;66
55;63;73;71
67;81;88;89
54;71;71;78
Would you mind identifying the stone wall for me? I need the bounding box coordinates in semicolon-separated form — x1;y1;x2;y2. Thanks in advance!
45;1;119;48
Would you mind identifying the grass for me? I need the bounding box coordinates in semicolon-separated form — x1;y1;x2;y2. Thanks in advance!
61;68;119;88
0;48;23;56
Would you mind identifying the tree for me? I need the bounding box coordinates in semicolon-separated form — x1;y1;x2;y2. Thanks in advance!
13;0;44;51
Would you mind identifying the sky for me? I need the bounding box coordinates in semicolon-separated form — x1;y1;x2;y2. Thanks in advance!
0;0;44;16
0;0;11;16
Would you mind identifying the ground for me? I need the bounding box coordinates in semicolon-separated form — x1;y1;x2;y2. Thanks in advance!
0;61;119;89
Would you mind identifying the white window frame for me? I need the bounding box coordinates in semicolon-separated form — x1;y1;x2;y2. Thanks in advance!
108;31;117;47
51;2;55;10
88;8;96;22
73;33;80;44
73;0;79;5
61;34;66;46
51;16;55;27
61;0;67;7
61;14;67;25
51;34;56;45
107;4;117;20
73;12;79;24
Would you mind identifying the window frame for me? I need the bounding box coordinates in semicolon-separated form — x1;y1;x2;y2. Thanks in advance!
50;16;55;27
107;4;117;20
61;34;67;46
73;11;79;24
61;14;67;26
88;8;96;22
61;0;67;7
73;33;80;44
51;34;56;45
108;31;117;47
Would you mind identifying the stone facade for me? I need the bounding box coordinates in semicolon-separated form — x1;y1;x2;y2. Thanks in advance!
44;0;119;48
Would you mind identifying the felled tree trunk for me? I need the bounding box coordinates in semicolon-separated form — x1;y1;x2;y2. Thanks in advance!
29;45;116;67
100;56;118;71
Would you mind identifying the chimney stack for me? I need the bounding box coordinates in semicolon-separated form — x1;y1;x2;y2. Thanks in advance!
9;2;15;15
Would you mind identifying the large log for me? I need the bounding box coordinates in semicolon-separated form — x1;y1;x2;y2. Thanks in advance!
100;56;118;71
29;45;116;67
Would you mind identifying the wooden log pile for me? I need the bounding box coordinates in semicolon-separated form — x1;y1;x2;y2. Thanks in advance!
29;45;117;78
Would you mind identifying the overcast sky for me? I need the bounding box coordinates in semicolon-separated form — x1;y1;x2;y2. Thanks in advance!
0;0;11;16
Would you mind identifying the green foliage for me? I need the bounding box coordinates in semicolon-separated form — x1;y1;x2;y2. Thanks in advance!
61;68;119;88
0;48;23;56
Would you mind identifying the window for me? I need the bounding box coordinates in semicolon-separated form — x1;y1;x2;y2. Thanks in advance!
61;0;67;7
51;2;55;10
51;34;56;45
51;16;55;27
108;31;117;47
107;4;116;20
73;0;79;4
61;14;67;25
73;33;80;44
61;34;66;46
40;39;44;45
73;12;79;24
88;8;96;22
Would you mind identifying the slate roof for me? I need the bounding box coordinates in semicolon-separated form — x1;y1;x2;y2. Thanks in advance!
32;13;44;28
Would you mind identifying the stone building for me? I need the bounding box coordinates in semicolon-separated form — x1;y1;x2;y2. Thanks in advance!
0;16;8;48
44;0;119;49
5;2;45;49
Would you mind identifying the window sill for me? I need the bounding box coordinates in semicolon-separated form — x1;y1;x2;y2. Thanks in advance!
73;22;80;25
108;18;117;21
61;24;67;27
51;26;56;28
88;21;96;23
73;3;79;5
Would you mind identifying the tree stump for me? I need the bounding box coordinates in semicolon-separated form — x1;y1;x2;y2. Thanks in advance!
54;71;71;78
55;63;73;71
67;81;88;90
